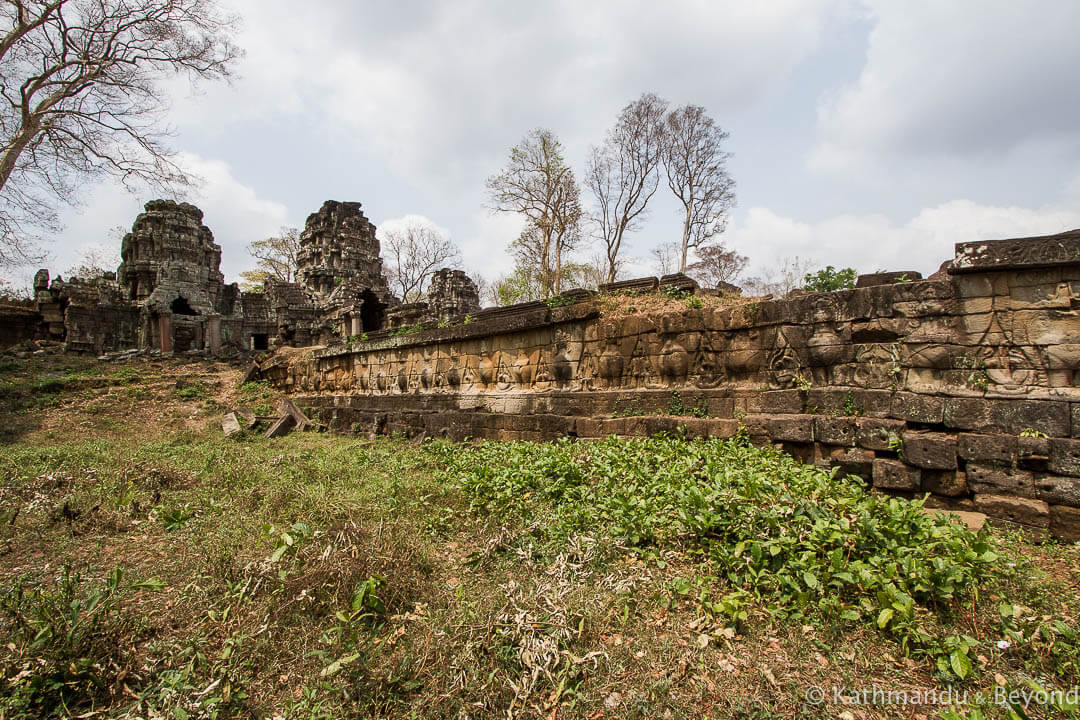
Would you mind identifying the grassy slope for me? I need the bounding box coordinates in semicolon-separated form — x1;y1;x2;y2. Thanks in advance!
0;355;1077;719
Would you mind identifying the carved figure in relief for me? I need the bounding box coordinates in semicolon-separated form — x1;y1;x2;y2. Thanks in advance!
511;349;537;387
766;326;806;389
693;332;725;388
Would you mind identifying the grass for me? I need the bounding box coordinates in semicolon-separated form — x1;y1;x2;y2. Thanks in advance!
0;355;1077;718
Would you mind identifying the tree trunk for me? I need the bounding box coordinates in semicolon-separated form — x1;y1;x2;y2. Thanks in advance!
0;115;42;192
679;206;693;273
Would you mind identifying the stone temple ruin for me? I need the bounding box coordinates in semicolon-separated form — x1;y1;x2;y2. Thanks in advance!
3;201;1080;544
1;199;481;354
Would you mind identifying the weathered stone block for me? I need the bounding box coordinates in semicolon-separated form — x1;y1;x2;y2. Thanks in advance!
1034;473;1080;507
974;494;1050;532
1050;505;1080;542
703;418;740;439
1049;438;1080;476
944;398;1070;436
1018;436;1050;463
958;433;1016;465
759;390;804;414
902;432;958;470
1073;403;1080;438
828;447;875;479
922;470;969;497
921;507;987;531
856;417;907;451
765;415;813;443
873;459;921;491
890;393;944;424
952;230;1080;273
814;416;856;446
968;464;1035;497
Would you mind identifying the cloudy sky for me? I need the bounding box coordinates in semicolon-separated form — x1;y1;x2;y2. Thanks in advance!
21;0;1080;290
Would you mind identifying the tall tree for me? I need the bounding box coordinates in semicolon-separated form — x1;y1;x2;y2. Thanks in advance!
242;227;301;289
586;92;668;283
486;128;581;297
379;217;462;301
662;104;736;272
685;242;747;288
0;0;240;267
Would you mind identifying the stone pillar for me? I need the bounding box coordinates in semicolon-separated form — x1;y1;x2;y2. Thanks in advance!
350;315;363;337
158;312;173;353
208;314;221;355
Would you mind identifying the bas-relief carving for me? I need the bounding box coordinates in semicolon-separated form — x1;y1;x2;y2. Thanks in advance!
766;325;806;389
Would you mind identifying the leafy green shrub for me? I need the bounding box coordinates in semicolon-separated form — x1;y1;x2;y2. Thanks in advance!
433;435;999;669
545;295;574;308
803;265;857;292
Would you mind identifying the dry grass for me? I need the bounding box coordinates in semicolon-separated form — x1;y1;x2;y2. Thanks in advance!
0;354;1075;719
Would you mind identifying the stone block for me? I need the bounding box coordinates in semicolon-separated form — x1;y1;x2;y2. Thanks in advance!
1034;473;1080;507
952;230;1080;273
856;417;907;451
958;433;1016;466
221;412;242;437
873;458;921;491
703;418;740;439
967;464;1035;498
944;398;1070;436
1050;505;1080;543
814;416;856;446
828;447;875;479
924;495;977;512
759;390;804;414
902;431;958;470
921;508;986;532
1073;403;1080;438
765;415;813;443
1018;436;1050;463
922;470;969;497
1049;438;1080;476
890;393;944;424
974;494;1050;535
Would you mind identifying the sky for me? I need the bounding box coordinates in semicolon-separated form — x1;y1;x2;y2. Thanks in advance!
13;0;1080;291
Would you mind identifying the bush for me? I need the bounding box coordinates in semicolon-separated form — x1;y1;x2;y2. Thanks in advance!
433;435;999;668
803;265;857;292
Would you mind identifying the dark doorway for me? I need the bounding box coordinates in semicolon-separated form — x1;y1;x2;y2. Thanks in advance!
252;333;269;350
171;296;198;316
359;291;386;332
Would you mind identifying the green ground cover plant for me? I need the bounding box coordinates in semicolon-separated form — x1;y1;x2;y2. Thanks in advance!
0;355;1076;718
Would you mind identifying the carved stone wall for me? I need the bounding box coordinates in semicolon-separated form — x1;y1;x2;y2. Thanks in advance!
260;229;1080;542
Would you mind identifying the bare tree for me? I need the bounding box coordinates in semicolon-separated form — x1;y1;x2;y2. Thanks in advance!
662;105;736;272
486;128;582;297
379;217;462;301
586;92;668;283
686;242;747;288
243;227;300;287
650;241;680;276
741;256;816;297
0;0;241;267
65;241;119;279
468;271;496;308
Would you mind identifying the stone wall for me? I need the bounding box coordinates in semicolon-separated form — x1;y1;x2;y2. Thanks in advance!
259;229;1080;541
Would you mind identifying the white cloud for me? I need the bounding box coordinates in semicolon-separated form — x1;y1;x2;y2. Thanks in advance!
728;178;1080;280
810;0;1080;176
201;0;838;191
37;154;289;288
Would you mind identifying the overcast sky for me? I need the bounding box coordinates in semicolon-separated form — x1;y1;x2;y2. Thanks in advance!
19;0;1080;290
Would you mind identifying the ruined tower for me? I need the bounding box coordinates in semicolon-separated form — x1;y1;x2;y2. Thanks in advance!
296;201;396;333
118;200;225;315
